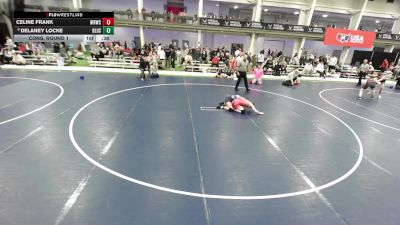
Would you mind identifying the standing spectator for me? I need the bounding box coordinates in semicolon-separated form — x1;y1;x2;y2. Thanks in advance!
257;50;265;66
234;48;241;58
171;48;177;70
200;48;207;64
165;46;171;68
158;47;166;69
368;61;375;74
5;36;13;49
176;48;182;66
235;54;250;92
272;57;280;76
229;56;238;78
316;60;326;78
139;51;147;80
357;59;369;86
53;42;60;53
380;58;389;71
328;55;337;72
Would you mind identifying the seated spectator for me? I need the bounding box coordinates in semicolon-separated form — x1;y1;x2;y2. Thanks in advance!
75;44;85;59
12;52;26;65
149;55;159;78
316;60;326;78
303;62;314;76
184;53;193;67
2;47;13;64
211;55;219;67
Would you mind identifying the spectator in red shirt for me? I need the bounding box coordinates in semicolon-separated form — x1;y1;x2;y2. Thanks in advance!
380;58;389;72
211;55;220;67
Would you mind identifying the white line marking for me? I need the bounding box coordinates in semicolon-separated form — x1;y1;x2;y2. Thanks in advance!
54;174;92;225
313;124;331;136
0;99;26;110
334;96;400;123
319;88;400;132
0;77;64;125
200;108;223;112
184;81;211;225
69;83;364;200
249;118;281;151
275;140;348;225
0;126;43;154
370;126;383;134
363;155;393;176
0;103;76;155
54;89;147;225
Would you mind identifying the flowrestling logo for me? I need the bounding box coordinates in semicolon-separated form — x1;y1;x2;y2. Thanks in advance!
336;33;364;44
325;28;375;48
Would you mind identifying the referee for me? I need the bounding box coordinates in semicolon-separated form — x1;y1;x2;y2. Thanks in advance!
235;53;250;92
357;59;369;86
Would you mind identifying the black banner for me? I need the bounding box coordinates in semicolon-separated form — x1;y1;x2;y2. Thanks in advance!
14;11;113;18
199;18;325;34
376;33;400;41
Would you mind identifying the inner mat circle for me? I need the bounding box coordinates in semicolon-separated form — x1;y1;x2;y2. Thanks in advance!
69;83;363;200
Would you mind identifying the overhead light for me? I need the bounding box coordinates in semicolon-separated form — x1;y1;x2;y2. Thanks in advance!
234;5;238;9
294;11;299;15
322;14;328;18
375;20;380;23
263;9;268;12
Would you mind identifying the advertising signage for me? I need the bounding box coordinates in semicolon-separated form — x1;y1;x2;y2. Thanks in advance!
324;28;376;48
199;18;325;34
376;33;400;41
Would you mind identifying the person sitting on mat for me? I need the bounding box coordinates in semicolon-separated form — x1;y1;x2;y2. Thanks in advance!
282;69;300;86
251;64;264;85
357;73;386;99
216;95;264;115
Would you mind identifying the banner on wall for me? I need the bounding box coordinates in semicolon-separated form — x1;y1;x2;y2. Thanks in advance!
376;33;400;41
324;28;376;48
199;18;325;34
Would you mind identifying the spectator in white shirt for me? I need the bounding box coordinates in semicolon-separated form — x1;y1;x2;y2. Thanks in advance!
12;52;26;65
234;48;241;58
282;69;300;86
303;62;314;76
328;55;337;72
157;47;166;69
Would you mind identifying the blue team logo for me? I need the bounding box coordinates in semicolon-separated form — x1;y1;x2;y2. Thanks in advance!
336;33;349;43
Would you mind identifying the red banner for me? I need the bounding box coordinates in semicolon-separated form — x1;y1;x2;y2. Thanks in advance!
324;28;376;48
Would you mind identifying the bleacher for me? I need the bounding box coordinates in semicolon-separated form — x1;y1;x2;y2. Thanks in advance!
22;53;70;66
89;58;139;69
185;61;225;73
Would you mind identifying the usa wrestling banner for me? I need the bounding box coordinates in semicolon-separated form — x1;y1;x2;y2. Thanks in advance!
324;28;376;48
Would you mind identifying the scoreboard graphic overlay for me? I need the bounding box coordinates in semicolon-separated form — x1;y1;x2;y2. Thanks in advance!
13;12;114;42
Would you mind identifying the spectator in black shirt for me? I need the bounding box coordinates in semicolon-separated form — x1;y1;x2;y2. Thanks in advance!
165;46;172;68
171;48;177;70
